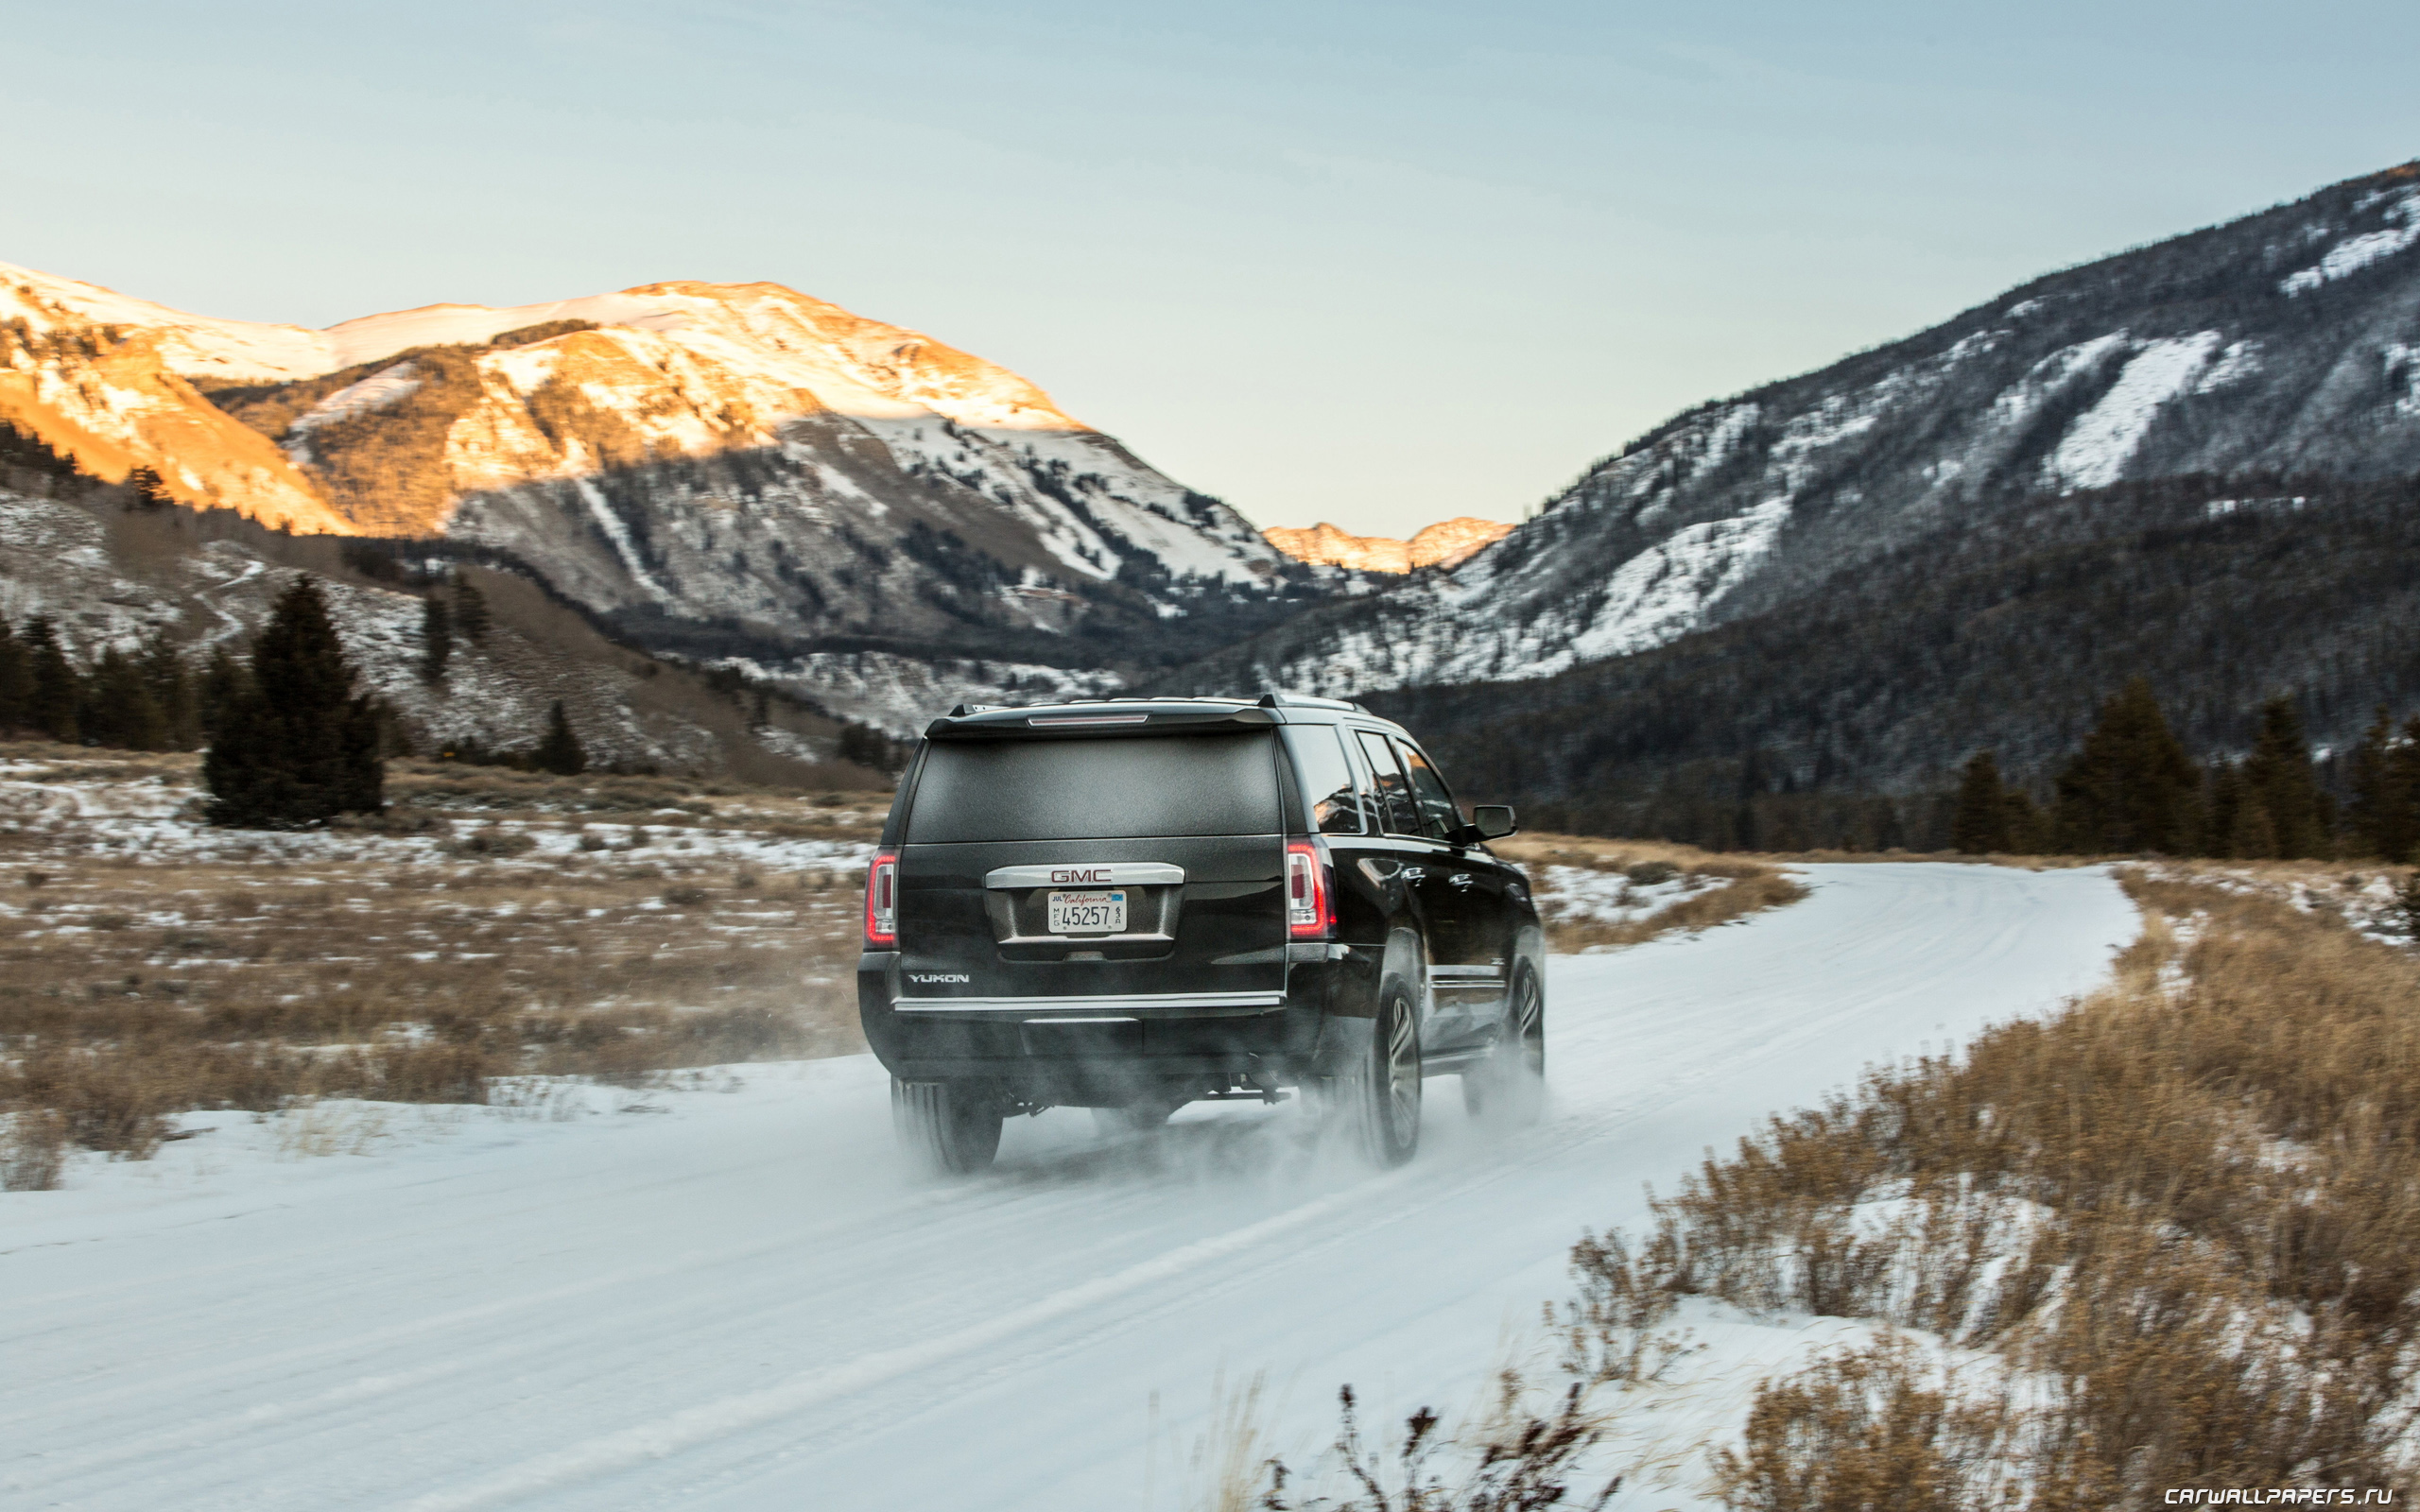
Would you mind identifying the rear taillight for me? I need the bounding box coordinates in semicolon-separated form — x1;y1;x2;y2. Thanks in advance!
1286;838;1335;940
864;849;898;946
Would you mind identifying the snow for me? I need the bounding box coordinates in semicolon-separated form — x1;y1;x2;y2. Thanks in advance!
322;294;699;369
717;649;1125;736
2279;192;2420;296
571;477;671;602
285;362;425;464
1530;863;1695;936
0;260;333;382
1988;333;2129;430
2193;338;2261;394
2047;330;2222;490
2386;343;2420;419
1564;497;1792;664
0;863;2138;1510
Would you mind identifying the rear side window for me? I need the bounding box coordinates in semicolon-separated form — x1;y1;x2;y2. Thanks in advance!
1354;730;1422;836
1399;743;1461;842
906;733;1280;843
1283;727;1366;834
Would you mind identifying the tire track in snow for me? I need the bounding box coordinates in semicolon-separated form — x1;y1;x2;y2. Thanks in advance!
393;1182;1390;1512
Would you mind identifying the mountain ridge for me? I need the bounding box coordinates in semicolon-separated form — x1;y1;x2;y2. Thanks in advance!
1261;517;1512;574
1167;160;2420;711
0;265;1357;730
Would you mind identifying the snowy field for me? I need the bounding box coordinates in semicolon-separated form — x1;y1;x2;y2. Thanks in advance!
0;863;2137;1510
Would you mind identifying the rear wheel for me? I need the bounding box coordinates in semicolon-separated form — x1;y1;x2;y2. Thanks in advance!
1462;966;1545;1125
891;1077;1003;1175
1331;983;1422;1167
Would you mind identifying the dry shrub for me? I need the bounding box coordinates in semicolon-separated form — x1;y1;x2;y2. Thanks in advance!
1255;1381;1621;1512
442;825;537;858
3;1108;67;1190
1573;871;2420;1501
1713;1336;2036;1512
1555;1232;1690;1387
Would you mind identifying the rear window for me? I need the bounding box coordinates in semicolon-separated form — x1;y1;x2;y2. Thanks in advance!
905;733;1281;843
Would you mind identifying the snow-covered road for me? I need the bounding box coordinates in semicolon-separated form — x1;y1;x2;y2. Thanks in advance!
2;863;2135;1510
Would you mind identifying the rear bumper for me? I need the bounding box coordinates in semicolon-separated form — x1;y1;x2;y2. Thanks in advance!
856;947;1375;1099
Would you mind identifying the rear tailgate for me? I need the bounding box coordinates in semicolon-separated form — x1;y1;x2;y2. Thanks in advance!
893;729;1287;1007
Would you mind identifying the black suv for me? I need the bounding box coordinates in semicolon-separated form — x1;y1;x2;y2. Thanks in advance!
856;693;1545;1174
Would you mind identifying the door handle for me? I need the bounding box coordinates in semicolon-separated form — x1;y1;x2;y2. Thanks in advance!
1449;872;1476;889
1400;866;1426;885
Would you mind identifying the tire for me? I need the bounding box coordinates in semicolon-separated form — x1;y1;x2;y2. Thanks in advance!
891;1077;1003;1175
1462;966;1545;1125
1334;982;1422;1167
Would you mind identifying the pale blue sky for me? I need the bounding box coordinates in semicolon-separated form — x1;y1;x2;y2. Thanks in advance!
5;2;2414;537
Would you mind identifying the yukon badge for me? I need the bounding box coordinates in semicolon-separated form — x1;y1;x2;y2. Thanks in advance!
908;972;971;985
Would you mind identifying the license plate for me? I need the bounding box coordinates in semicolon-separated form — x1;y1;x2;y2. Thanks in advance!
1047;888;1126;935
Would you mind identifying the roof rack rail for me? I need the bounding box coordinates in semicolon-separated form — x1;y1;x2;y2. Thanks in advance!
1254;691;1363;712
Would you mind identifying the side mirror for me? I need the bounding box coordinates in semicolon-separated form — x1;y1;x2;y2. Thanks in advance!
1470;804;1517;840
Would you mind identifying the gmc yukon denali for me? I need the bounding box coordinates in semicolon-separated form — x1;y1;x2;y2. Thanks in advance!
857;693;1545;1174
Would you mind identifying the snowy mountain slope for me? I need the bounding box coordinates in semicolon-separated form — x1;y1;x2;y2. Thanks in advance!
1177;161;2420;700
0;863;2135;1512
1;265;1344;725
0;481;864;779
0;274;352;533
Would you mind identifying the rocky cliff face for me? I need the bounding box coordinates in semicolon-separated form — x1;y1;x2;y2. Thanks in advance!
1261;518;1512;574
1173;162;2420;702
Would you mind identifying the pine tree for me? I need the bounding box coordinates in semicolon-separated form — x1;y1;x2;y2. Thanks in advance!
138;630;199;749
2003;785;2046;854
124;465;173;510
2242;696;2327;858
419;593;452;682
21;618;78;742
532;700;586;776
2204;763;2247;858
203;576;384;827
2346;708;2397;858
2231;785;2279;859
78;647;168;750
2051;678;2200;854
451;575;490;643
2393;716;2420;861
197;645;247;744
1951;750;2014;853
0;622;30;735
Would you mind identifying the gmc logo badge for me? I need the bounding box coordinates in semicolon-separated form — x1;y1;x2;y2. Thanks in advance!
1049;868;1110;884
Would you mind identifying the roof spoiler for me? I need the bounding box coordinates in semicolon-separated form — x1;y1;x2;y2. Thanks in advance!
925;702;1279;741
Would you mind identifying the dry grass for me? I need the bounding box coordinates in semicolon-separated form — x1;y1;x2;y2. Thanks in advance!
1564;866;2420;1503
1498;833;1807;953
1250;1380;1623;1512
0;743;882;1173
